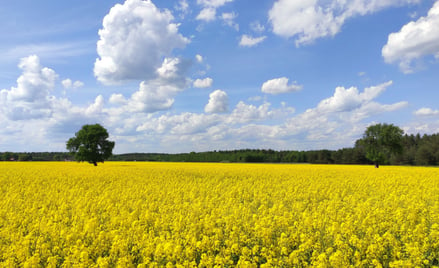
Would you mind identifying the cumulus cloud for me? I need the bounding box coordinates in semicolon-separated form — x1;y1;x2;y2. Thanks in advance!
227;101;294;125
281;81;407;145
0;55;57;120
85;95;105;116
382;1;439;73
349;101;409;123
250;21;265;33
197;0;233;8
175;0;190;18
221;12;239;30
317;81;393;113
128;58;189;113
106;57;190;114
0;56;112;151
196;0;233;22
261;77;303;94
137;112;221;135
128;81;177;113
196;7;216;21
126;80;405;153
193;77;213;88
239;35;267;47
205;89;229;113
156;57;186;80
109;93;127;105
269;0;420;46
94;0;189;84
228;101;272;124
130;100;295;152
414;107;439;116
0;57;414;153
62;79;84;89
196;54;204;63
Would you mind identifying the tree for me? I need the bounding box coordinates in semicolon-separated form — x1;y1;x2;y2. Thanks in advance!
66;124;115;166
2;152;17;161
357;123;403;167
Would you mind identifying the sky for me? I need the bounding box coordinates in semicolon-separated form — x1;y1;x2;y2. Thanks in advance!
0;0;438;154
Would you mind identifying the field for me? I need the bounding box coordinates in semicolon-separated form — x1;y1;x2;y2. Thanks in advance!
0;162;439;267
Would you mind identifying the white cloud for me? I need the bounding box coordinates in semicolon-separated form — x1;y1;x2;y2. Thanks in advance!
177;0;189;11
361;81;392;101
156;58;183;80
196;0;234;22
0;58;127;152
248;96;263;102
239;35;267;47
61;79;72;89
1;42;93;63
106;57;190;114
196;54;204;63
282;81;407;146
109;93;128;105
85;95;105;116
261;77;303;94
7;55;57;102
62;79;84;89
414;107;439;116
0;56;112;151
382;1;439;73
227;101;294;125
349;101;408;122
0;57;414;153
317;86;363;113
221;12;239;30
130;100;295;152
0;55;57;120
250;21;265;33
137;112;221;135
196;7;216;21
73;81;85;89
175;0;190;18
228;101;272;124
197;0;233;8
128;82;184;114
94;0;189;84
205;89;229;113
193;77;213;88
269;0;421;46
128;80;406;152
404;120;439;137
317;81;393;113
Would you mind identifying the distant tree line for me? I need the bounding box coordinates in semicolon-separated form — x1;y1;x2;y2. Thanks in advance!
0;152;74;162
2;133;439;166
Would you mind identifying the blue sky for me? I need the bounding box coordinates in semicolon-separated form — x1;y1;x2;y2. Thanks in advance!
1;0;438;153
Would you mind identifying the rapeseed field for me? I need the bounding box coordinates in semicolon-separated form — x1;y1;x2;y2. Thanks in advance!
0;162;438;267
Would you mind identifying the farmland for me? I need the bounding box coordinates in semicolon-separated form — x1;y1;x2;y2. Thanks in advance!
1;162;439;267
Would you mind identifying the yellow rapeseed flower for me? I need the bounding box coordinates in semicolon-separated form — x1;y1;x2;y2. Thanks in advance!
0;162;438;266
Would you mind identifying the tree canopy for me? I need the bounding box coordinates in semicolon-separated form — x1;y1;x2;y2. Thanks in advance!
6;123;439;166
357;123;403;167
66;124;115;166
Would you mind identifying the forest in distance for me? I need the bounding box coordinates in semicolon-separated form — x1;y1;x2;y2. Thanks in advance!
1;132;439;166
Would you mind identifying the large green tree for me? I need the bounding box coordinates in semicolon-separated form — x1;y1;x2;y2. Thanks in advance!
66;124;115;166
357;123;404;167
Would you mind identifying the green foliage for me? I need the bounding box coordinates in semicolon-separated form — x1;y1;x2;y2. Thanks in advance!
2;152;17;161
4;123;439;166
357;123;403;166
66;124;115;166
